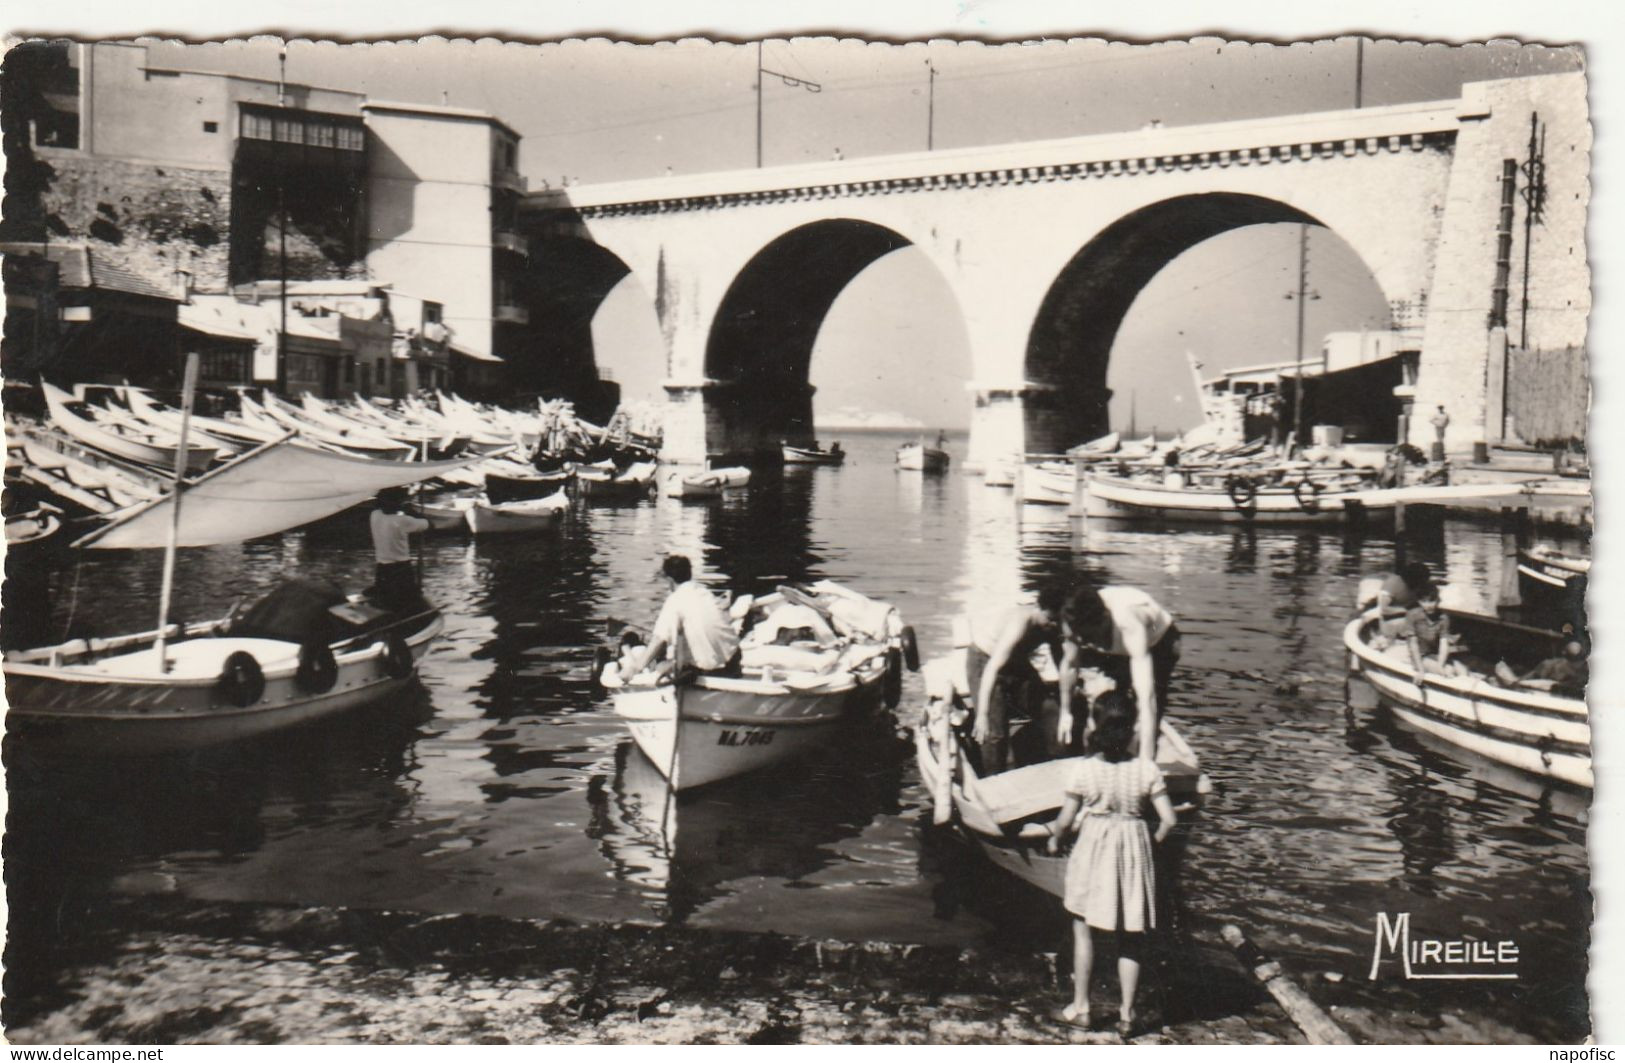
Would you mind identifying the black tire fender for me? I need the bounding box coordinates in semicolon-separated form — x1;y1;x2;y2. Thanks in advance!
1226;476;1258;510
217;650;265;708
900;625;921;672
1294;479;1323;513
381;633;415;679
884;647;904;709
296;641;339;694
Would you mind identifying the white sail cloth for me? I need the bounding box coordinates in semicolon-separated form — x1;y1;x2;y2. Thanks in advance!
76;438;479;549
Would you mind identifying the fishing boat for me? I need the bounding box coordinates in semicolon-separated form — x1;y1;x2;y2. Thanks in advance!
1343;611;1590;788
1516;544;1589;623
1067;431;1121;459
600;582;916;791
662;466;750;499
913;656;1209;897
576;460;658;500
464;491;570;534
1018;460;1075;506
4;504;63;556
896;442;949;473
12;426;166;516
417;494;477;531
484;466;573;504
43;382;219;473
242;394;416;462
782;442;846;467
125;389;283;454
3;580;443;756
1082;470;1392;525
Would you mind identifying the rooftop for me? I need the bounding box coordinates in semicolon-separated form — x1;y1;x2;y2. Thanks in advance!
0;242;178;302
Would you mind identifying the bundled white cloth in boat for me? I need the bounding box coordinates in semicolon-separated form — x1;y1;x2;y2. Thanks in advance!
742;603;839;648
650;580;740;672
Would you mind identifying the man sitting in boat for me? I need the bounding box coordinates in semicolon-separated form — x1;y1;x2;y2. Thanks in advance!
369;487;429;613
1494;632;1589;696
968;583;1071;774
1062;585;1180;762
619;554;742;684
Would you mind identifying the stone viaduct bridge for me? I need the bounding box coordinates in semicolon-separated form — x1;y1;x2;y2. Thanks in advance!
521;72;1587;467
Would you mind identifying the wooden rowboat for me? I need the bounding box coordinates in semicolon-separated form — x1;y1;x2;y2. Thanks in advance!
576;460;658;500
43;382;218;473
663;466;750;499
601;582;913;791
913;659;1209;898
1516;544;1589;627
3;582;442;756
782;443;845;467
1344;612;1589;788
464;490;569;534
1018;461;1074;506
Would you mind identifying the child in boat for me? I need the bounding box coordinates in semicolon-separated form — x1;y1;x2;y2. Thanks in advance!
1040;691;1177;1038
1403;583;1466;677
1356;562;1432;632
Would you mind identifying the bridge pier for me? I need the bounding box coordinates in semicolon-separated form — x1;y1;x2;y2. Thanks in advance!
661;381;724;465
966;385;1034;472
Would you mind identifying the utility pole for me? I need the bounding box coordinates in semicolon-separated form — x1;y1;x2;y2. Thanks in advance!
1285;224;1318;453
275;44;288;396
753;40;821;169
926;58;936;151
1518;112;1548;350
1354;37;1364;109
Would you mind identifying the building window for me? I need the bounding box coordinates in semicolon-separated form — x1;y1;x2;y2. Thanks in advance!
198;350;249;384
203;120;219;133
274;116;304;144
243;111;274;140
424;303;442;325
336;125;364;151
308;121;335;148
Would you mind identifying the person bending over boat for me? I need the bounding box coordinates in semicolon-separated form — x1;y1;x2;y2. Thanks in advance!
1039;691;1177;1038
1062;585;1180;762
1356;562;1432;631
968;583;1071;774
620;554;742;685
370;487;429;613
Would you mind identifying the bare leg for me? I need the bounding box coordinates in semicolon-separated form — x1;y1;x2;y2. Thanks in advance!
1118;932;1143;1025
1072;920;1094;1012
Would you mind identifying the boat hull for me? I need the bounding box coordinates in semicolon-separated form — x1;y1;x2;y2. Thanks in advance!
1515;548;1588;626
897;444;949;473
613;664;886;791
1083;473;1385;524
5;614;441;756
782;445;844;466
1019;464;1074;505
465;494;568;534
1344;617;1590;788
44;383;217;473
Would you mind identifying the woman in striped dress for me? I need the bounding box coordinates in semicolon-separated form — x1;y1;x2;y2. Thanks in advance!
1041;691;1177;1038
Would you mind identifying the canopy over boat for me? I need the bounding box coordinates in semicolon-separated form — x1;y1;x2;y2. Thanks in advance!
75;437;480;549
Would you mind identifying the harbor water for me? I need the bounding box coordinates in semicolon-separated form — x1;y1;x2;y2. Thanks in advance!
4;431;1591;1039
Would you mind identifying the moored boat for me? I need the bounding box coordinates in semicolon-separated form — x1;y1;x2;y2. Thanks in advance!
43;382;219;473
600;582;914;791
464;490;570;534
662;466;750;499
577;460;658;500
1018;461;1074;506
1083;470;1391;525
1516;544;1589;626
782;443;846;467
4;504;63;555
1343;611;1590;788
3;579;442;756
896;442;949;473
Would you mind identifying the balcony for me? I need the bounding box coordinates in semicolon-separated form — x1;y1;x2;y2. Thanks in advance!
493;169;526;194
494;303;529;326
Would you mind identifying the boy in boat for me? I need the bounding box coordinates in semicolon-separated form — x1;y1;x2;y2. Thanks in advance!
967;583;1071;774
1061;585;1180;762
620;554;742;684
1356;562;1432;632
1403;583;1466;677
369;487;429;613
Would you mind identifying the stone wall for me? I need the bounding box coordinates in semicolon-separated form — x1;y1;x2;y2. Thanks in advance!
37;152;232;292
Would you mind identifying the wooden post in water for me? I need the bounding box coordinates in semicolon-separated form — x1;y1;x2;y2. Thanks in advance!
1222;924;1354;1045
1498;506;1531;613
153;352;201;674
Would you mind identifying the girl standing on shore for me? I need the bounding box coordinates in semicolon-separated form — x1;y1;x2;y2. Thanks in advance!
1042;690;1177;1039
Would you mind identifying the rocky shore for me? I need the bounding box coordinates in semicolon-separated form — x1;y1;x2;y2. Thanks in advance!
2;898;1543;1045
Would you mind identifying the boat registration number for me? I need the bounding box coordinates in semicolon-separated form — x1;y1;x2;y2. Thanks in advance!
718;728;775;747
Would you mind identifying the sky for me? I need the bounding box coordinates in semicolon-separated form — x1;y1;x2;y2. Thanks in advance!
126;36;1582;430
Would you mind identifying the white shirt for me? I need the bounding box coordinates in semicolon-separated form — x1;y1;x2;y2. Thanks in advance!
652;580;740;671
1095;586;1174;656
371;510;429;564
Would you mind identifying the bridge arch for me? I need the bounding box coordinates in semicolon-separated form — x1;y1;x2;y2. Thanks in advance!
702;218;921;457
1024;192;1357;450
509;232;636;418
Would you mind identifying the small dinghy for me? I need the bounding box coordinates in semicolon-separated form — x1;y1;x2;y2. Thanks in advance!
600;581;917;791
896;442;949;473
464;490;570;534
782;443;846;467
577;460;658;501
663;466;750;499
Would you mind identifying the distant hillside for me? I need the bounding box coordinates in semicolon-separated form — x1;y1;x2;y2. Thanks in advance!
816;406;927;431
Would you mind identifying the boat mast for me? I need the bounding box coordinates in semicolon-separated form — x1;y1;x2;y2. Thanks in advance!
153;352;200;674
1128;389;1138;438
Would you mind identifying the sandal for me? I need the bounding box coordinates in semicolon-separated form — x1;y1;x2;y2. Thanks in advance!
1117;1015;1140;1040
1050;1003;1093;1031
